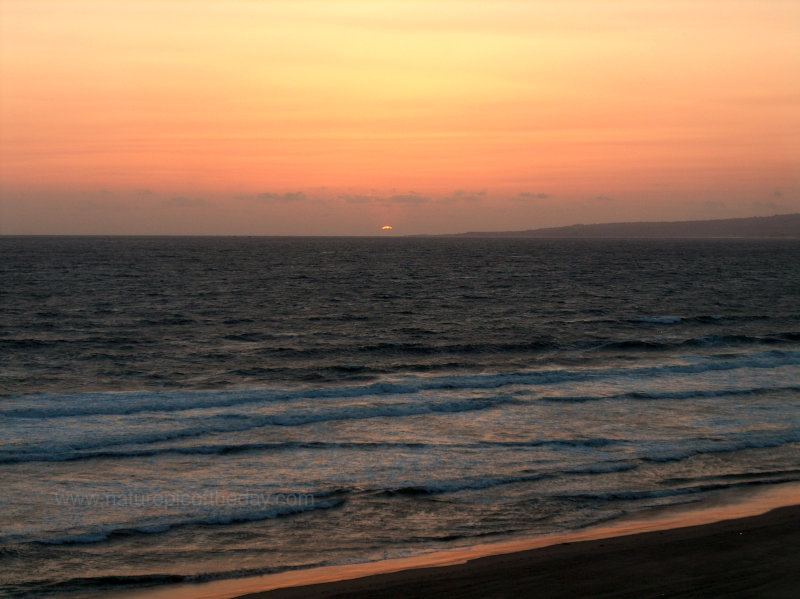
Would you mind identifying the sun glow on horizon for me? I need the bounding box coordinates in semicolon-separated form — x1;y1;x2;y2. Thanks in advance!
2;1;798;234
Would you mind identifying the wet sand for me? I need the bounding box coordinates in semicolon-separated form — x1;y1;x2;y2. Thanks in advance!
237;504;800;599
121;484;800;599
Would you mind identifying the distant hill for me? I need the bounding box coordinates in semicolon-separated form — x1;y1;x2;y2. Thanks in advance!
449;213;800;238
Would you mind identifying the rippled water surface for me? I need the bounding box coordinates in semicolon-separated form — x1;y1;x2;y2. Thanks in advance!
1;237;798;597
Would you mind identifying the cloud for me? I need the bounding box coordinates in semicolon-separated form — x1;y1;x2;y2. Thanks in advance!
751;200;783;211
594;195;614;202
702;200;727;213
162;196;209;207
243;190;434;207
442;190;487;203
76;199;131;211
136;188;156;197
77;200;109;210
256;191;307;203
338;194;377;204
386;192;429;204
516;192;550;200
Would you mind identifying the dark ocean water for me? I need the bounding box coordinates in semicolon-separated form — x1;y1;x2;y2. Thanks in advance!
1;237;799;597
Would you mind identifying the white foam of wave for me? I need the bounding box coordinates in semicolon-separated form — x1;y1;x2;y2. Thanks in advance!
3;349;798;420
1;499;343;547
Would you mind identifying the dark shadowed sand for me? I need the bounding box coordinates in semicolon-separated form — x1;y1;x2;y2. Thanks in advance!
121;485;800;599
239;505;799;599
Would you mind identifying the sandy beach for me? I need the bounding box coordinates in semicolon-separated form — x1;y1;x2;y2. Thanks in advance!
114;484;800;599
239;503;800;599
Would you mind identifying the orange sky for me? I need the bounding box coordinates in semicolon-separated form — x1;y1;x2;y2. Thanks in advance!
1;0;798;234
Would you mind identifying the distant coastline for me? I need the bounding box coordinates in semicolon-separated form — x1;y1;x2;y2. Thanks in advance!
2;213;799;238
437;213;800;238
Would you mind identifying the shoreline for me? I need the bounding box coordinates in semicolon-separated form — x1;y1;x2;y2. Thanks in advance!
246;502;800;599
117;481;800;599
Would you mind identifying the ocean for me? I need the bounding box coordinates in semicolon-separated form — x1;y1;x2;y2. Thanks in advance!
1;236;799;598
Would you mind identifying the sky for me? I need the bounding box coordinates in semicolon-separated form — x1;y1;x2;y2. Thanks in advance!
1;0;798;235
